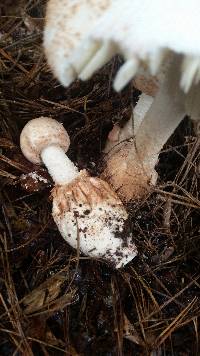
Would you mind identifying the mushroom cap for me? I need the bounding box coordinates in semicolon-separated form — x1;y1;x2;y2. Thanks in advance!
20;117;70;164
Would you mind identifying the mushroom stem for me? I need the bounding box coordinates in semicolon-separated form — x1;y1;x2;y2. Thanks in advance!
103;93;154;154
134;59;185;161
133;94;154;135
41;145;79;185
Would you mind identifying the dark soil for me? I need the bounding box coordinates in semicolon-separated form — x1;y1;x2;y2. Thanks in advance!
0;1;200;355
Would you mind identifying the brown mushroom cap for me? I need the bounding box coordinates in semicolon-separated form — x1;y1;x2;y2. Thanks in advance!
20;117;70;164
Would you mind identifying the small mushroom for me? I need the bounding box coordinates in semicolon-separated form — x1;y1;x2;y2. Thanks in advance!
20;117;137;268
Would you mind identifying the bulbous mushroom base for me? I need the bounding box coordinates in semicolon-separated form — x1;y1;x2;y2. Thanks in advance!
102;141;158;202
52;170;137;268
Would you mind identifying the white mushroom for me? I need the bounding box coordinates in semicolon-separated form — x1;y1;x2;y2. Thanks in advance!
44;0;200;201
20;117;137;268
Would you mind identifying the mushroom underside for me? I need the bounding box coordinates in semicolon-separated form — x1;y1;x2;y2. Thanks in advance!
44;0;200;93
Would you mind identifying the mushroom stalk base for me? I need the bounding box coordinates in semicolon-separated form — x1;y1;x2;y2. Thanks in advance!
41;145;79;185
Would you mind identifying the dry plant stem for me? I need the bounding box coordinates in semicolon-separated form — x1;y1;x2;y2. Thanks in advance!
103;58;186;201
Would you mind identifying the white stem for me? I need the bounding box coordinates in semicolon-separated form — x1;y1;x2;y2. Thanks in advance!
133;57;186;162
41;145;79;185
114;93;154;142
103;94;154;154
133;93;154;134
185;81;200;122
